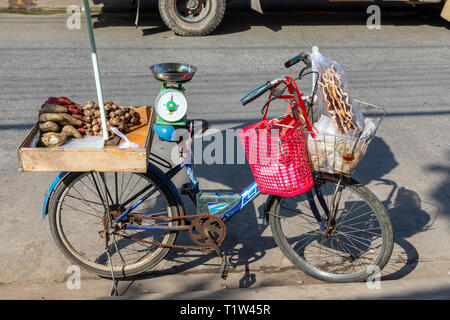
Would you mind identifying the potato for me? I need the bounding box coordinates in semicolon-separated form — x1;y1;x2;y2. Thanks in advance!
39;121;59;132
116;109;125;117
110;116;120;126
118;123;129;133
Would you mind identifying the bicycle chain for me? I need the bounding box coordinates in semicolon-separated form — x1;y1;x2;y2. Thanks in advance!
115;214;226;250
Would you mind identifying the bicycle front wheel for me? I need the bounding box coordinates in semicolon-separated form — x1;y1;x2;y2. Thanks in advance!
48;171;182;278
268;174;394;283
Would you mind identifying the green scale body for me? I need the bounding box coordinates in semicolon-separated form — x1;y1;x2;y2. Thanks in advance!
155;83;187;126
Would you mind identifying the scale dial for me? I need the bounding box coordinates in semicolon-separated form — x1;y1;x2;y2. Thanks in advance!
155;89;188;123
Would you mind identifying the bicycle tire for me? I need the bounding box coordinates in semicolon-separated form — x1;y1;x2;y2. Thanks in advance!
268;174;394;283
48;170;183;278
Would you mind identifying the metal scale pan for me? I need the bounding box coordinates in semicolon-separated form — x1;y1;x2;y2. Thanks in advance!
150;63;197;84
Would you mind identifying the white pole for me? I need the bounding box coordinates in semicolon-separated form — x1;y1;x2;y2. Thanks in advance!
83;0;108;140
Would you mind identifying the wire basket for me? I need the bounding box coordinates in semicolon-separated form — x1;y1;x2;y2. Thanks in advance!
306;100;385;176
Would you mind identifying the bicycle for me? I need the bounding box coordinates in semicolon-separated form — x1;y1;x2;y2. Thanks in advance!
45;52;394;284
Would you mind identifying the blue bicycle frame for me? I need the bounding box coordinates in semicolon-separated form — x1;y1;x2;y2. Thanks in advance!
112;161;260;231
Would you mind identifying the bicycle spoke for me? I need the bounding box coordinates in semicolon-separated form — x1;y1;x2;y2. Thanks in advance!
52;171;178;276
272;176;392;280
60;200;103;219
279;206;320;227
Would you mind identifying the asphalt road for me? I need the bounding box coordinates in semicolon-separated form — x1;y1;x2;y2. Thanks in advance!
0;8;449;299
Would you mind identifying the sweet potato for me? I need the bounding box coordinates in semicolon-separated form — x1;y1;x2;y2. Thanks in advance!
39;113;65;123
40;132;66;147
60;113;82;126
40;104;68;113
40;113;82;126
71;114;83;120
39;121;59;132
61;125;82;139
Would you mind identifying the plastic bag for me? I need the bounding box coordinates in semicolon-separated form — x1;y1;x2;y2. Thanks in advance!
307;115;377;175
310;46;364;137
110;127;140;149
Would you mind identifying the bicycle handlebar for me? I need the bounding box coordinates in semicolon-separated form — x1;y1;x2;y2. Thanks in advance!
240;78;285;106
284;52;311;68
241;52;313;106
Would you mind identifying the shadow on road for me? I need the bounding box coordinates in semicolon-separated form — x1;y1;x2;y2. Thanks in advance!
105;124;440;297
356;137;440;281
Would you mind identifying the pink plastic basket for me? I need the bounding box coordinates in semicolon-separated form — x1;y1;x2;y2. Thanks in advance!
238;115;314;197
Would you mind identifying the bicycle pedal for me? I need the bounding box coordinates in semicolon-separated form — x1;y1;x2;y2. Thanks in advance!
220;256;230;280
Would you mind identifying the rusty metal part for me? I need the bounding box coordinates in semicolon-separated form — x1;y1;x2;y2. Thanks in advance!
115;214;227;250
189;215;226;246
102;204;125;229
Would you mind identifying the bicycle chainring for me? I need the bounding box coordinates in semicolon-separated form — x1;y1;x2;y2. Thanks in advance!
189;214;226;247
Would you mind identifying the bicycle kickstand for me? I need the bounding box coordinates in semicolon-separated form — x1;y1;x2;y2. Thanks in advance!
207;231;230;280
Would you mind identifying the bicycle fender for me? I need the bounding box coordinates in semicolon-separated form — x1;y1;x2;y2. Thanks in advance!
42;171;69;219
264;194;279;222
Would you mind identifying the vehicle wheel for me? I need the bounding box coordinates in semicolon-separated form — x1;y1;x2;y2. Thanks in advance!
268;174;394;283
48;171;182;278
159;0;226;36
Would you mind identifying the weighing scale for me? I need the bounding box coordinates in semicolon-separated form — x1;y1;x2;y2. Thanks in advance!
150;63;197;127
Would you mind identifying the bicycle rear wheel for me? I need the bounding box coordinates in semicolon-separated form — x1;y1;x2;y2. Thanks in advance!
268;174;393;283
48;171;182;278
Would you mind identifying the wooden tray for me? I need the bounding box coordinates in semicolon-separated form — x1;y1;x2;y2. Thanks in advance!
17;106;155;173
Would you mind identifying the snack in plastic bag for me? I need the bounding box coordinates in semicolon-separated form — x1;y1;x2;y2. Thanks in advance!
307;116;377;175
311;46;364;137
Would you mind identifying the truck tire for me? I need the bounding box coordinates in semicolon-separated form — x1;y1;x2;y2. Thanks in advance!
159;0;226;36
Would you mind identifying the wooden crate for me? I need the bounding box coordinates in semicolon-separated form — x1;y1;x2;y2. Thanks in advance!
17;106;155;173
